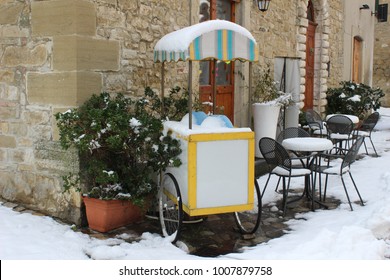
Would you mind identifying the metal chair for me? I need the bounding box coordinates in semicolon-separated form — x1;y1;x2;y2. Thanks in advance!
304;109;327;138
354;112;380;156
259;137;312;215
310;136;365;211
325;115;354;153
274;127;311;192
276;127;311;143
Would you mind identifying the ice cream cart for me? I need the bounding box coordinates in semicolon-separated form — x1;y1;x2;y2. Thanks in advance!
154;20;261;243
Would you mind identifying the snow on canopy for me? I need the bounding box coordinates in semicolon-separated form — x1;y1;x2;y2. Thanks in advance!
154;20;258;62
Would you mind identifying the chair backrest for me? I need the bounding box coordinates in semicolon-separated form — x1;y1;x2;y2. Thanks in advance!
259;137;292;172
276;127;311;143
326;115;354;135
342;136;364;170
305;109;324;129
360;112;380;132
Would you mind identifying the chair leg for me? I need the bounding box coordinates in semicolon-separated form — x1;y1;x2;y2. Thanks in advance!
362;138;369;155
311;170;317;199
348;171;364;206
319;173;324;201
344;139;349;151
282;177;291;216
274;177;281;192
281;177;286;213
368;136;378;157
314;170;323;201
340;175;354;211
261;174;272;197
323;174;329;202
311;173;315;211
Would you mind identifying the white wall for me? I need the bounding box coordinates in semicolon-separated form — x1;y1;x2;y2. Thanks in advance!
343;0;376;85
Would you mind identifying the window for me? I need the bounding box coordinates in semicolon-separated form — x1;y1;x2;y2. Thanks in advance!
378;4;388;22
307;0;315;22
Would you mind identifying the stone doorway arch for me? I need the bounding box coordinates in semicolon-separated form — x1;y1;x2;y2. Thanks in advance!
298;0;330;114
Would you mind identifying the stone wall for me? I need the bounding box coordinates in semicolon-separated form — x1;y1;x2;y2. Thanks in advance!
249;0;345;114
327;0;344;88
374;0;390;106
250;0;299;64
0;0;191;224
0;0;363;224
94;0;190;96
1;0;93;224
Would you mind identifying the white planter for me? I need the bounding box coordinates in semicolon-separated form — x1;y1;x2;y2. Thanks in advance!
252;103;281;158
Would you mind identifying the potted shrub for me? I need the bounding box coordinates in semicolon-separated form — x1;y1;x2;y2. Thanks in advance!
252;65;294;157
326;81;384;120
55;89;182;232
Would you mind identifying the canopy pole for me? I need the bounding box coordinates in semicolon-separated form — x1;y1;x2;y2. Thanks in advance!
212;59;217;115
188;60;193;129
161;61;165;116
248;61;253;127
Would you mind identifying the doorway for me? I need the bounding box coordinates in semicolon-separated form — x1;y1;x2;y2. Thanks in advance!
304;0;316;110
198;0;237;123
352;37;362;83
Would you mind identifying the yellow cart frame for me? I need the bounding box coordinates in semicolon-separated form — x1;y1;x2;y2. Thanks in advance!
154;20;261;242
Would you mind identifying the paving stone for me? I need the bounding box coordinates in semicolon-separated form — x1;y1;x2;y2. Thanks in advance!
263;217;280;224
200;230;215;237
205;215;221;221
3;202;18;208
20;209;35;215
13;206;26;212
218;233;232;241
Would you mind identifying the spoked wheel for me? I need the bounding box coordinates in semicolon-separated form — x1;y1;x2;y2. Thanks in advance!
234;179;262;234
159;173;183;243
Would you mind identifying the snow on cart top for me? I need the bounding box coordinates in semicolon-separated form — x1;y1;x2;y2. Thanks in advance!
154;20;258;63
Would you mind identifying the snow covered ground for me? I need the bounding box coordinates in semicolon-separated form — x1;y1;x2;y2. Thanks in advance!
2;109;390;278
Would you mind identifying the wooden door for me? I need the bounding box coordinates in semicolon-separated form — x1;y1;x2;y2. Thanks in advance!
199;0;236;123
305;19;316;109
353;37;362;83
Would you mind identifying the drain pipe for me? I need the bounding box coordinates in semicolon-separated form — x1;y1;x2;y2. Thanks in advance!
189;0;192;25
317;9;325;114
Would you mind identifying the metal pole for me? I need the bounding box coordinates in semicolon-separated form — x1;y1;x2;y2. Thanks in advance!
212;59;217;115
248;61;253;127
188;60;193;129
282;58;286;130
161;61;165;116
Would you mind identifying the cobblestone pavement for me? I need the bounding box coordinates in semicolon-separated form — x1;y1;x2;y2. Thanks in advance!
80;189;342;257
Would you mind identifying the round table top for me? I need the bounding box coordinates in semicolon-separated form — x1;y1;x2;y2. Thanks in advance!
325;114;359;124
282;137;333;152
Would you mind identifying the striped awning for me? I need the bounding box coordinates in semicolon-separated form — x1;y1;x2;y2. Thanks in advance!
154;20;258;63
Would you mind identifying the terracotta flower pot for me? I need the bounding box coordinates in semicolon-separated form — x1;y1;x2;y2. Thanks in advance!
83;196;144;233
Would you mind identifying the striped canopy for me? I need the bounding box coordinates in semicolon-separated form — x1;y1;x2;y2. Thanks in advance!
154;20;258;63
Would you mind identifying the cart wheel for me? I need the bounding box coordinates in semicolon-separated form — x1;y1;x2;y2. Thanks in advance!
234;179;262;234
159;173;183;243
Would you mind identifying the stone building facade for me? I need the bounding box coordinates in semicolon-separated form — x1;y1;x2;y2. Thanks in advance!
374;0;390;106
0;0;376;224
